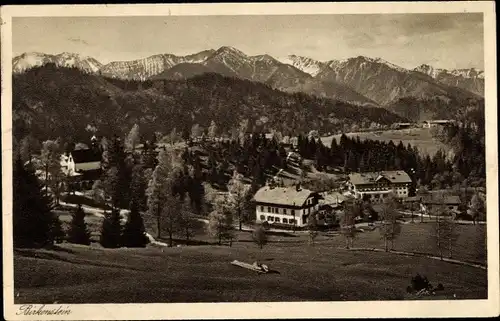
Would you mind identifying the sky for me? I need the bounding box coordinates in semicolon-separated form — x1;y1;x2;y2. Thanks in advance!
12;13;484;70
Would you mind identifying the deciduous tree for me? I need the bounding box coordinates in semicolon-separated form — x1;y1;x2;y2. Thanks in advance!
252;223;267;249
340;200;359;249
379;193;401;251
227;171;252;231
307;213;319;246
208;197;234;246
146;149;183;243
125;123;140;152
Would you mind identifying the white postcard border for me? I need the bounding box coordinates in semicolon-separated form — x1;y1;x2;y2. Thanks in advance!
2;2;498;320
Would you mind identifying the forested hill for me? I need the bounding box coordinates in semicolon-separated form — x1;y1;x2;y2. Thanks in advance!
12;64;407;142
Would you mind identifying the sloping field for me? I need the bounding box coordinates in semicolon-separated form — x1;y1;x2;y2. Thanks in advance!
14;234;487;304
321;128;449;157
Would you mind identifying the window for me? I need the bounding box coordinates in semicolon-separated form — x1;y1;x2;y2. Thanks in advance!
289;219;296;224
260;206;264;211
449;206;454;210
291;210;295;216
267;216;273;221
260;215;265;220
267;207;271;212
283;209;287;215
283;218;288;224
275;217;280;223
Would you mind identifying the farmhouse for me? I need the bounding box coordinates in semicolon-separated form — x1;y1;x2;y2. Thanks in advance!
421;195;461;214
61;148;102;190
254;185;322;227
423;120;455;128
347;170;412;202
394;122;412;129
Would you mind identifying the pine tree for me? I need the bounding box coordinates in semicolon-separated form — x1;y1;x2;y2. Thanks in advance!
122;200;148;248
130;164;147;210
100;208;122;248
67;204;91;245
13;155;59;248
104;136;130;209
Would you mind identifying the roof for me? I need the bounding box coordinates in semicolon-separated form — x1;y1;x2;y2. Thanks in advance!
322;192;346;205
348;171;412;185
425;120;454;124
423;195;461;205
253;186;318;207
70;149;102;163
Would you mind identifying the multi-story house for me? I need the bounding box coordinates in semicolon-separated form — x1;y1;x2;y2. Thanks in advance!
254;185;322;227
61;148;102;190
347;171;412;202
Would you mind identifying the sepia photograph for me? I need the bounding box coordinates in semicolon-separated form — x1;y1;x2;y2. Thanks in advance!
1;2;498;320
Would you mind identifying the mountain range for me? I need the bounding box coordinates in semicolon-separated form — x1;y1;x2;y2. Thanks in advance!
13;46;484;110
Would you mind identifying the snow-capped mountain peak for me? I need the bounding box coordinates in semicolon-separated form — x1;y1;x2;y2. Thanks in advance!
214;46;247;58
414;64;484;80
12;52;103;73
277;54;324;76
450;68;484;79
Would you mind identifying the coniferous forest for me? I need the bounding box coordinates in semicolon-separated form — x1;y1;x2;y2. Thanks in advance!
13;64;406;142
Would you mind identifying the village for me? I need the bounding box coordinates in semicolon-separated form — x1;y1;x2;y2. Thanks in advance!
12;118;488;304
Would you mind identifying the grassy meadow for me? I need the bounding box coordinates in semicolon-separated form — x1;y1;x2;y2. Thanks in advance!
321;128;449;157
14;215;487;304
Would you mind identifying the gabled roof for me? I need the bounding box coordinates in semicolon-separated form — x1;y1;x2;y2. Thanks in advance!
422;195;461;205
254;186;318;207
348;171;412;185
70;149;102;163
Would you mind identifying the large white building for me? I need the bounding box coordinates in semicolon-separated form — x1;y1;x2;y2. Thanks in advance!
347;171;412;202
254;185;322;227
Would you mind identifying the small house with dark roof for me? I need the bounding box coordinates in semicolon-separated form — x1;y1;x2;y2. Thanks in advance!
347;170;412;202
61;148;102;190
67;149;102;173
421;194;461;214
254;185;322;227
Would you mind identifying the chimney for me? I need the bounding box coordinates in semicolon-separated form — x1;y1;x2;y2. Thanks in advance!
296;183;302;191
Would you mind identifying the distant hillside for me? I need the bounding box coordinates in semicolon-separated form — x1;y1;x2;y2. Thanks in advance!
12;64;407;142
14;47;483;115
385;96;484;122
